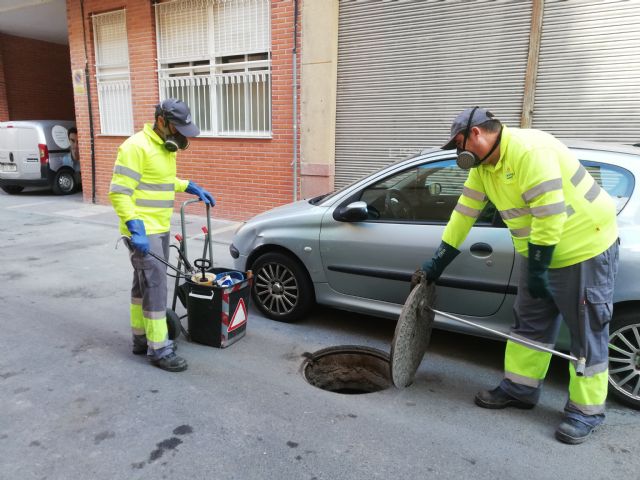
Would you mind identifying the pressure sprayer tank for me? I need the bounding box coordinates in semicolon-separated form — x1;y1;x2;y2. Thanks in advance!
185;268;252;348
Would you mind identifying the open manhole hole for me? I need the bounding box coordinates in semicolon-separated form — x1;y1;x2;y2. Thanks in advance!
302;345;392;394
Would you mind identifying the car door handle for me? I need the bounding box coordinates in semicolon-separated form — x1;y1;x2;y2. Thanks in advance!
470;242;493;257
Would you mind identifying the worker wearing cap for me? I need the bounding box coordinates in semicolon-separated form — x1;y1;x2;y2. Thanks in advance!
109;98;216;372
417;107;619;444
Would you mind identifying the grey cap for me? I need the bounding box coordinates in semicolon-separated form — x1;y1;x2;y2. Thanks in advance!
441;107;496;150
156;98;200;137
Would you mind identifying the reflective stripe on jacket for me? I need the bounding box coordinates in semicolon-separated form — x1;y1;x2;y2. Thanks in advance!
109;123;189;235
442;126;618;268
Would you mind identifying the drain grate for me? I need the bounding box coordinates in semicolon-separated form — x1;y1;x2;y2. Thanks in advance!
302;345;391;394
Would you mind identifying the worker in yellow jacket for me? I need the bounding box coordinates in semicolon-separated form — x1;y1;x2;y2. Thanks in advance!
109;99;215;372
419;107;619;444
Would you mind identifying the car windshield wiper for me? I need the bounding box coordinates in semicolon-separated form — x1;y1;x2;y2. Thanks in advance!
308;193;329;205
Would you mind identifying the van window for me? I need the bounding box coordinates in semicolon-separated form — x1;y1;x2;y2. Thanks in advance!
0;128;8;147
18;128;39;150
0;126;18;150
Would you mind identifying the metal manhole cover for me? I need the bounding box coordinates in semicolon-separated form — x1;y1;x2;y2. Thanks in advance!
389;280;436;388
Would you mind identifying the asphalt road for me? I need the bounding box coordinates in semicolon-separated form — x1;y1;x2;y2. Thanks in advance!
1;189;639;480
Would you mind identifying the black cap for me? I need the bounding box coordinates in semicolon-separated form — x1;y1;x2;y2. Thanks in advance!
441;107;496;150
156;98;200;137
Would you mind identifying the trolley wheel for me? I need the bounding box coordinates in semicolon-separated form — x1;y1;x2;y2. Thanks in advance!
166;308;182;340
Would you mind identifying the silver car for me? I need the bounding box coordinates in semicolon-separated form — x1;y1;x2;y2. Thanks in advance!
231;141;640;409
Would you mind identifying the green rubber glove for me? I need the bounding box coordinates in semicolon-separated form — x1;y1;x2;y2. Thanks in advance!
528;243;555;299
420;241;460;283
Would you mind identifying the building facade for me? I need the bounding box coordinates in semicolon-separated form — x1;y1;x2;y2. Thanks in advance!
67;0;301;220
61;0;640;220
327;0;640;188
0;33;75;122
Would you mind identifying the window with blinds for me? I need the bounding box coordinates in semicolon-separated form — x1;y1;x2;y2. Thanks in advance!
155;0;272;137
92;10;134;135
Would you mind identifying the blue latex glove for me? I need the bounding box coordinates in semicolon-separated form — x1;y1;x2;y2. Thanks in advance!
186;181;216;206
125;219;149;255
528;243;555;298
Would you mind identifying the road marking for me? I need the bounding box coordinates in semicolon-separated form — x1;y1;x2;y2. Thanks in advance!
186;222;242;241
5;200;54;209
209;223;242;235
55;205;114;217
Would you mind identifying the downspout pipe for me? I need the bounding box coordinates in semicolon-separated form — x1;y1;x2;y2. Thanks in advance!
291;0;299;201
80;0;97;204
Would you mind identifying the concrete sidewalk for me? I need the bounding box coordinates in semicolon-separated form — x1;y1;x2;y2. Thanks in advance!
1;191;241;268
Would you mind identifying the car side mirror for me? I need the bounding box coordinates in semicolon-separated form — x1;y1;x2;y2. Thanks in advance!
335;201;369;222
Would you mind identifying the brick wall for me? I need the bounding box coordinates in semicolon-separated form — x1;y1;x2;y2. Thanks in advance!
0;43;8;122
0;33;75;121
67;0;301;221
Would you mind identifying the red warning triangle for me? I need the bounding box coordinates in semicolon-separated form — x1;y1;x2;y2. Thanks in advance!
228;298;247;332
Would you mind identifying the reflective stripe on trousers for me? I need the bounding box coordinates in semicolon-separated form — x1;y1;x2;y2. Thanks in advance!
500;240;619;416
129;232;172;359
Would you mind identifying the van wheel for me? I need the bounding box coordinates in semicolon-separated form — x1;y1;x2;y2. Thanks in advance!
1;185;24;194
52;169;76;195
251;251;314;323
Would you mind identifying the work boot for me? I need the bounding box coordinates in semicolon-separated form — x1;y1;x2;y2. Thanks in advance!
150;352;188;372
132;344;147;355
555;418;598;445
474;386;535;410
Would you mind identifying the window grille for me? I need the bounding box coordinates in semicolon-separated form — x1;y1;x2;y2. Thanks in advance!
155;0;272;137
93;10;134;135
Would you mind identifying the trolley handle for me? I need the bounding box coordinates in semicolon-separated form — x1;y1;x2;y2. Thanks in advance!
179;199;214;265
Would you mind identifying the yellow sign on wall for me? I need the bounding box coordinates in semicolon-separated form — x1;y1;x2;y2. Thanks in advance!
72;69;85;95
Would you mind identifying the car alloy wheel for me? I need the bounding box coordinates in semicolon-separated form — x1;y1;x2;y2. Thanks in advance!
251;251;313;322
257;262;298;315
608;309;640;410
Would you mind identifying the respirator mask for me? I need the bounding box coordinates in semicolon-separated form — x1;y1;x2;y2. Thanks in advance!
456;106;502;170
161;116;190;152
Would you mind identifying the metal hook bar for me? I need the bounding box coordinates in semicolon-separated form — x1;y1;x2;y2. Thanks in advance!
117;236;188;278
429;306;580;365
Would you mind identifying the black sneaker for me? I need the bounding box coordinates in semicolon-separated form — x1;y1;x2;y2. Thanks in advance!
474;386;535;410
150;353;188;372
555;418;598;445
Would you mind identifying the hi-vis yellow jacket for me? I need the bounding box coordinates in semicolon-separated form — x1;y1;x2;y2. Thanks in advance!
109;124;189;235
442;126;618;268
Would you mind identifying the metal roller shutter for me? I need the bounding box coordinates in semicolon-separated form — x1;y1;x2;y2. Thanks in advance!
335;0;532;187
532;0;640;142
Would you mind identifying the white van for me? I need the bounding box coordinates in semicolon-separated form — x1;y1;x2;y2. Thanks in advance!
0;120;79;195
